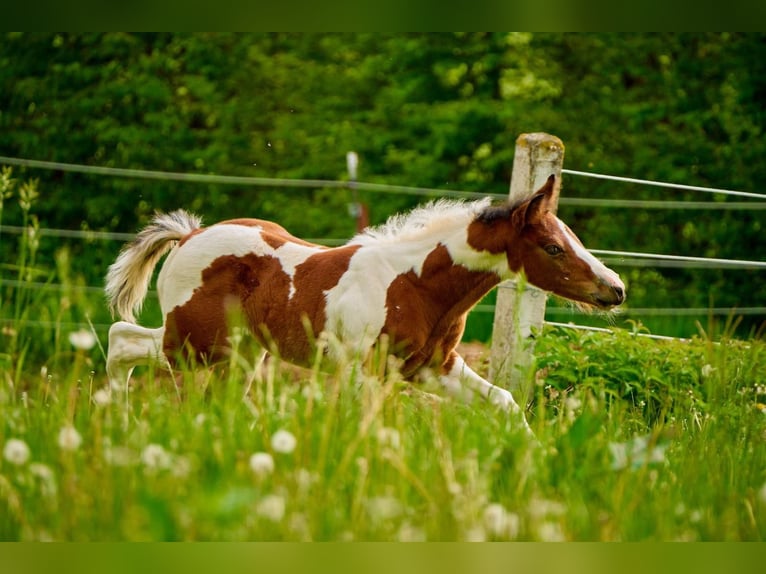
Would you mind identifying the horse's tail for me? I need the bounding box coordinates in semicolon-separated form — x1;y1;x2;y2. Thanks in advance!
105;209;202;323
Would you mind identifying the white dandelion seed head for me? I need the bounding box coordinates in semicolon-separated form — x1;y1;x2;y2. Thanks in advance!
92;388;111;406
3;438;31;465
483;503;520;540
68;329;96;351
564;394;583;413
271;429;297;454
528;497;566;520
376;426;401;450
295;468;317;493
141;443;171;470
57;426;82;452
29;463;57;497
537;520;566;542
397;522;427;542
172;455;192;479
365;496;403;524
256;494;286;522
463;525;487;542
249;452;275;477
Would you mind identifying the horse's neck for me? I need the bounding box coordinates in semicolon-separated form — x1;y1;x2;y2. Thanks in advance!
375;233;505;313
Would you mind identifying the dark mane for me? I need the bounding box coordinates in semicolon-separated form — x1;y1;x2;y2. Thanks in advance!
474;196;528;224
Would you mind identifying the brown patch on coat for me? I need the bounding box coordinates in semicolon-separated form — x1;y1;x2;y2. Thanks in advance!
381;243;500;377
163;244;360;366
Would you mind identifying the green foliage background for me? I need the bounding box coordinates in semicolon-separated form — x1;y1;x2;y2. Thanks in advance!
1;33;764;339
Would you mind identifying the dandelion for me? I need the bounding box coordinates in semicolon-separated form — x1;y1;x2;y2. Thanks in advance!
68;328;96;351
537;520;566;542
249;452;275;477
397;522;427;542
271;429;297;454
29;463;57;498
256;494;286;522
376;426;401;450
288;512;312;541
295;468;317;494
3;438;30;466
463;525;487;542
528;497;566;520
172;455;192;479
57;426;82;452
564;394;582;412
483;503;520;540
701;364;716;379
365;496;403;523
141;443;171;471
92;388;111;406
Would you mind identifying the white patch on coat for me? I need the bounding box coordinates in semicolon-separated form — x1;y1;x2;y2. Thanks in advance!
555;218;622;287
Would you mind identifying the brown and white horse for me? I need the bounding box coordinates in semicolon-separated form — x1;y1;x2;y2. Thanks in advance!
105;175;624;432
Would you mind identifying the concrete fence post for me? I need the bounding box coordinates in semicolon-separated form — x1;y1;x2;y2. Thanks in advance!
489;133;565;397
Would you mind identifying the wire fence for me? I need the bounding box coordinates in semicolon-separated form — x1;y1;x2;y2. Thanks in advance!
1;155;765;340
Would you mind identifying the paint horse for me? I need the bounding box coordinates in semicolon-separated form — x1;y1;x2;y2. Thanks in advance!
105;175;624;433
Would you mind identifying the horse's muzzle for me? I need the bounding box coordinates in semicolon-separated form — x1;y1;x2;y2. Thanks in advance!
594;282;625;309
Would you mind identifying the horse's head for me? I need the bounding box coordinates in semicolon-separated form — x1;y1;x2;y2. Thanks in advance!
472;175;625;309
514;175;625;309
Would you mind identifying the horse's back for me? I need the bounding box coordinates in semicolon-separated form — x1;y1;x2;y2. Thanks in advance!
157;217;352;364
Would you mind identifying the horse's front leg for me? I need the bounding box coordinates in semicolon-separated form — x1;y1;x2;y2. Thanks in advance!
439;352;534;436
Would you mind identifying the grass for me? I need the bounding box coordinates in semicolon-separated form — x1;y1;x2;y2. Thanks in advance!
2;169;765;541
1;320;765;541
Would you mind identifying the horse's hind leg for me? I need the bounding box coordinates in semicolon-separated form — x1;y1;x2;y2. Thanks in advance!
106;321;171;387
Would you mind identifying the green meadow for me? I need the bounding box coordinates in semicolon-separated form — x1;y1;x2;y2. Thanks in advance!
1;167;766;541
1;316;764;541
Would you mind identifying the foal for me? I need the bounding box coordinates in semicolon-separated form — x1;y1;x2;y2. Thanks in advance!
105;175;624;432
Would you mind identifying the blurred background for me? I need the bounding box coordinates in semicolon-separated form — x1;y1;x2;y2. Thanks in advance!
0;33;764;356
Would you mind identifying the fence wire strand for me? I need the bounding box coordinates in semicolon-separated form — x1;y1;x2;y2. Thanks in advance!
2;155;765;343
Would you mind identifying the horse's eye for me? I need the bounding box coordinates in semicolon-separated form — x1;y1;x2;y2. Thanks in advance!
544;244;564;256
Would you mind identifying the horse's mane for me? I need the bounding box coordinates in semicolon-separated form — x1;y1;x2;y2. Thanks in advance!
349;197;494;246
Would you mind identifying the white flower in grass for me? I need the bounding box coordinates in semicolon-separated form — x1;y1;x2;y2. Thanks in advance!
68;328;96;351
92;388;111;406
141;443;171;470
483;503;520;540
57;426;82;451
537;520;566;542
249;452;275;477
3;438;31;466
376;427;401;450
29;463;57;498
295;468;318;495
397;522;427;542
365;496;403;523
256;494;286;522
463;525;487;542
271;429;297;454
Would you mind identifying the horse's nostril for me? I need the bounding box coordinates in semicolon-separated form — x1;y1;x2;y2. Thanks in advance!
613;285;625;302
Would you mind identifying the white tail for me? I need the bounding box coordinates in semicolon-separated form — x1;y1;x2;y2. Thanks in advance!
105;210;202;323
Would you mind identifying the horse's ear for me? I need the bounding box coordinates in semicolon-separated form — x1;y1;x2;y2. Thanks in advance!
522;175;556;225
